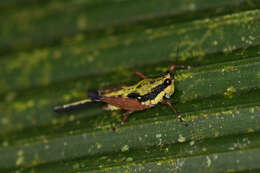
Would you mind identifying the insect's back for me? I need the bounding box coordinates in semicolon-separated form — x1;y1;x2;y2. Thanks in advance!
103;77;163;98
102;73;175;106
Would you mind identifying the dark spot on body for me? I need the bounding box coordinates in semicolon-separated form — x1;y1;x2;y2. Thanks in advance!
150;80;155;84
136;84;142;88
139;79;172;102
127;79;172;102
127;92;141;99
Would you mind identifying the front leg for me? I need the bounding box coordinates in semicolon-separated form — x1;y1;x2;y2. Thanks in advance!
168;65;191;73
161;100;188;126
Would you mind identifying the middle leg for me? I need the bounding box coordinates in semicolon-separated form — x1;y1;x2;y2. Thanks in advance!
135;71;147;79
121;111;134;125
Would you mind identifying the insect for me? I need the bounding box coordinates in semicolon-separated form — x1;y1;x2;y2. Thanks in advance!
54;65;190;126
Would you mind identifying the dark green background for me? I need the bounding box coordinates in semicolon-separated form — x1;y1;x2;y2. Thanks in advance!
0;0;260;172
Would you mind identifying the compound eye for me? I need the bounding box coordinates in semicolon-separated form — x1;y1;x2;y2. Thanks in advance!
164;78;172;86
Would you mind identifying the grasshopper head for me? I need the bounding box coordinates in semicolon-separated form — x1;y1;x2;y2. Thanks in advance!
162;64;190;98
162;65;176;99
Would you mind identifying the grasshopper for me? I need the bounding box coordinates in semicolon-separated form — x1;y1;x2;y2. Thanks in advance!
54;65;190;126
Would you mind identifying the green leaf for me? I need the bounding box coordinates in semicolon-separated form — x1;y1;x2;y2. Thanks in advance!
0;0;260;172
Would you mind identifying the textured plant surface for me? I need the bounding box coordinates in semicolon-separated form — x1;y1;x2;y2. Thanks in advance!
0;0;260;172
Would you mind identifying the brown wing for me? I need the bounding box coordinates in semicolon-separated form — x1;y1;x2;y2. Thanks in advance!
100;96;152;111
